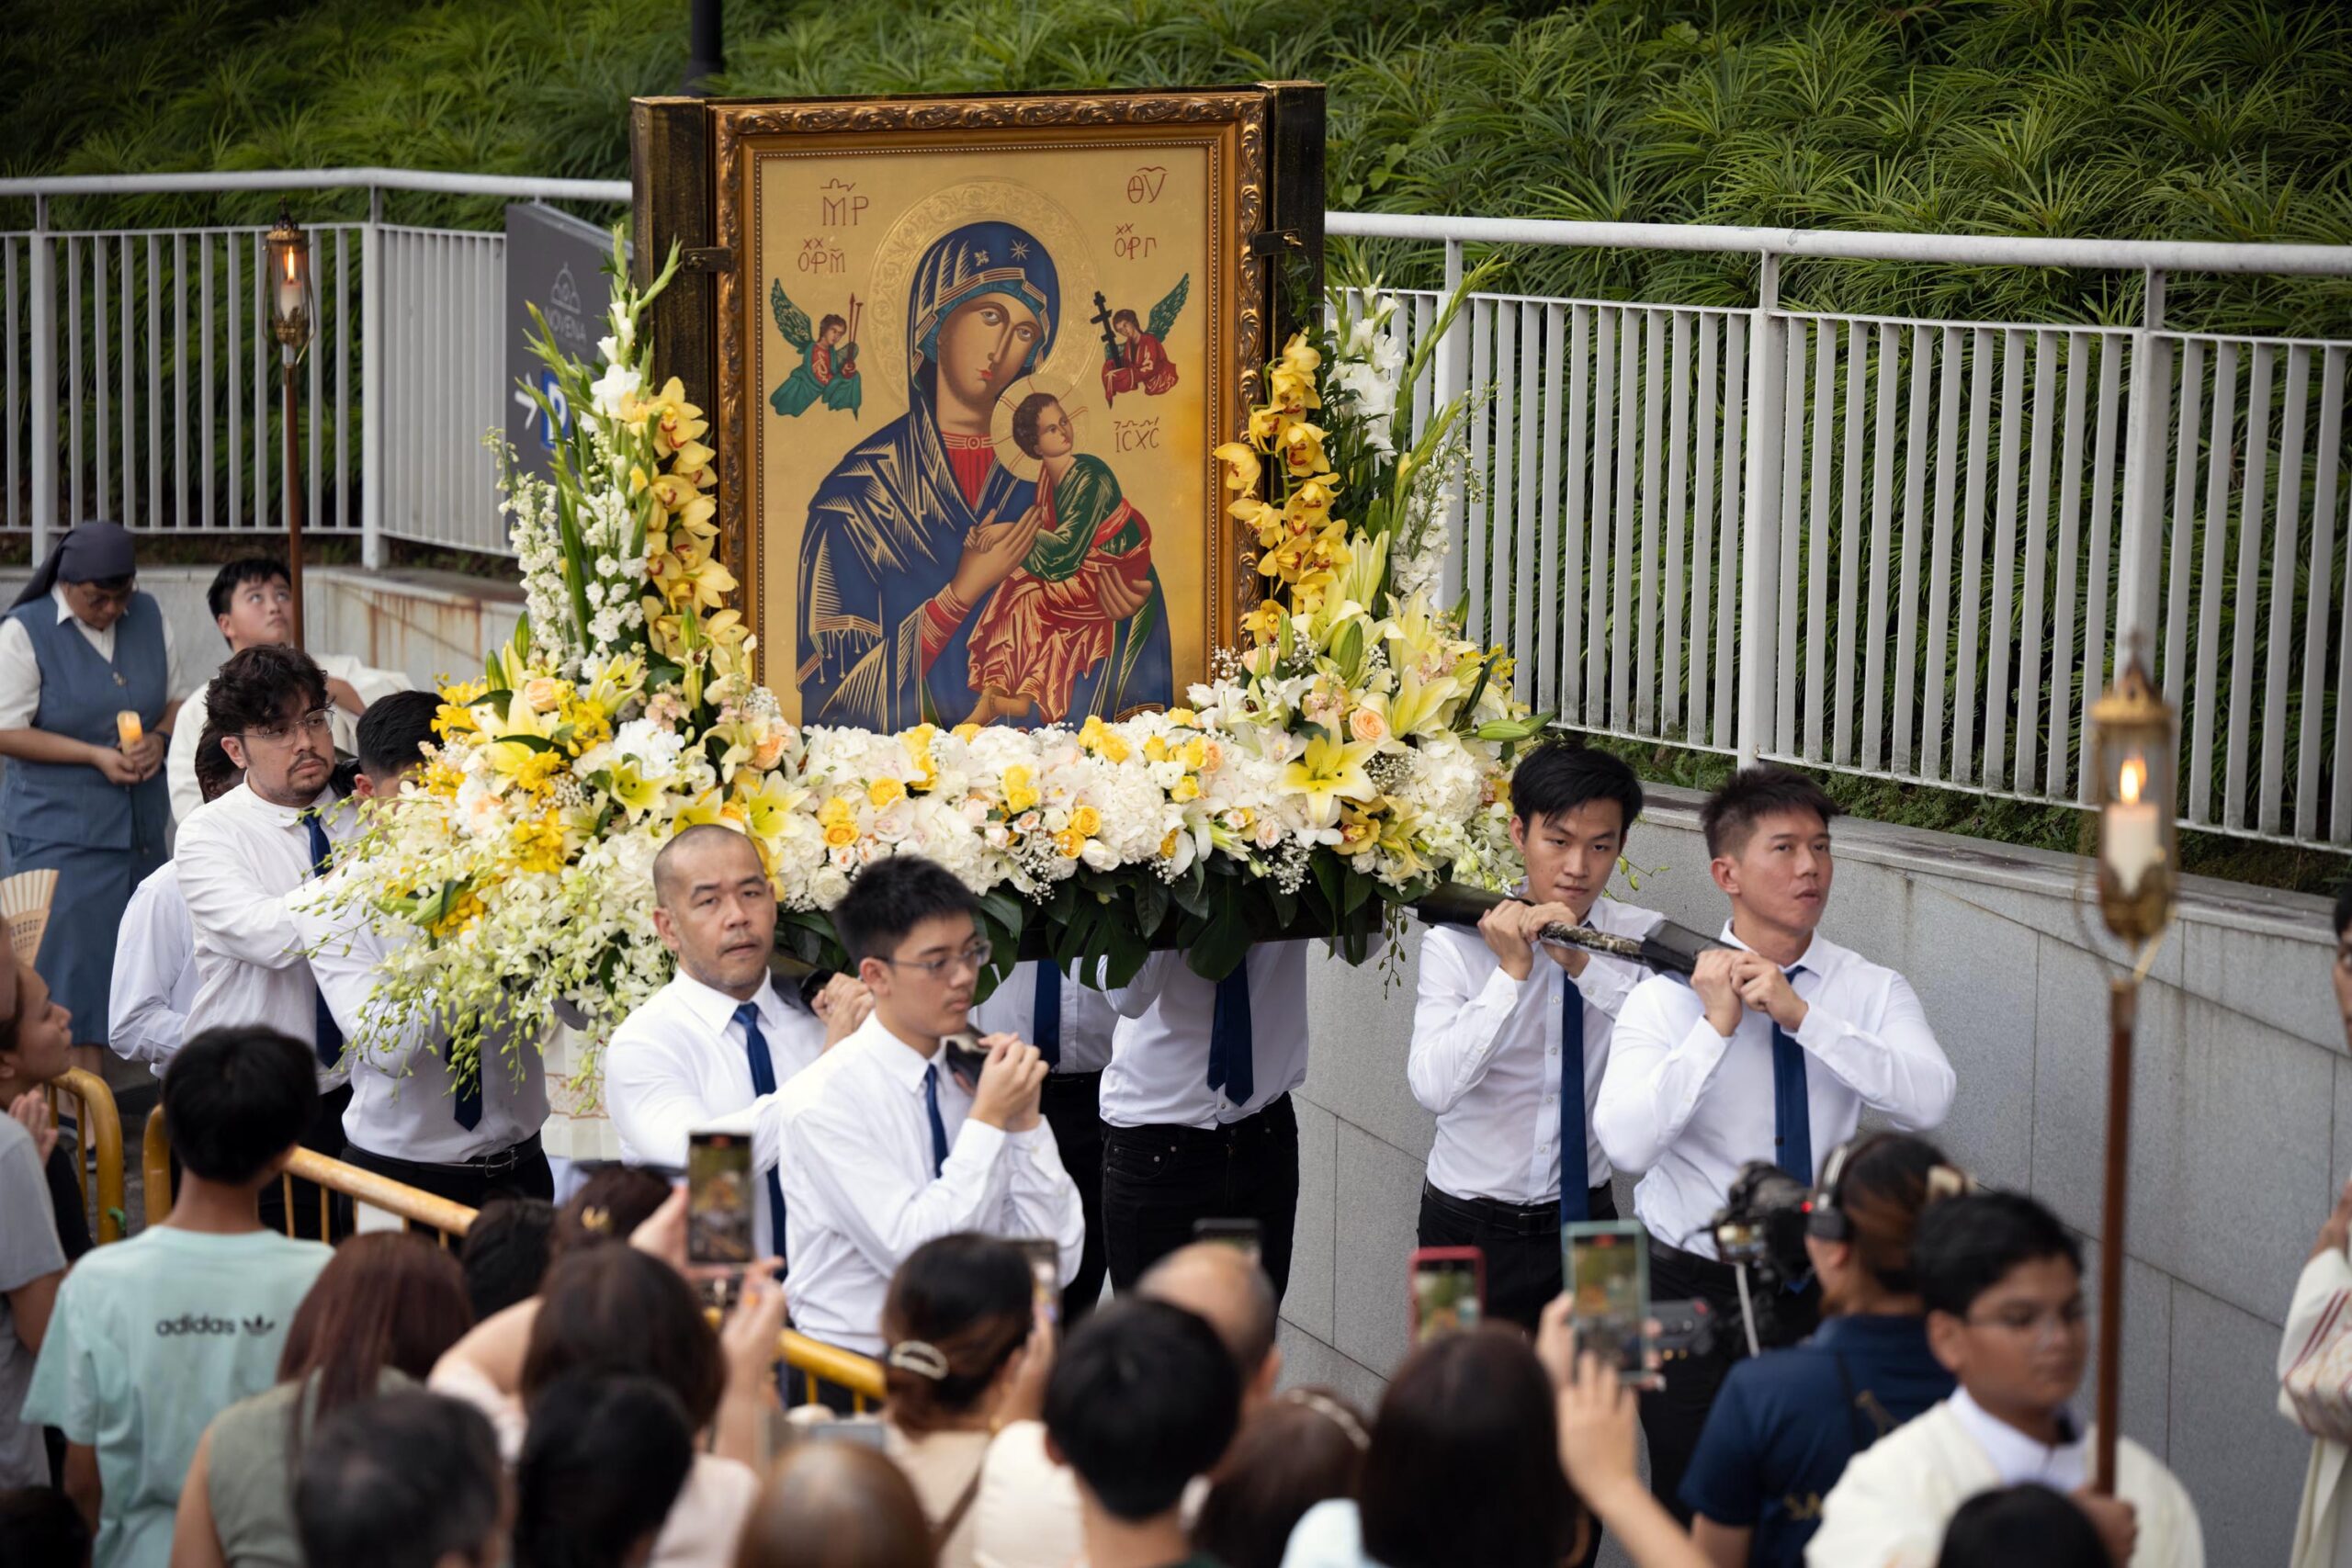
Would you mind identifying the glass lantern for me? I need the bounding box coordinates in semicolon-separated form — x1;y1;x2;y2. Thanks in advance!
2088;655;2178;943
265;203;312;354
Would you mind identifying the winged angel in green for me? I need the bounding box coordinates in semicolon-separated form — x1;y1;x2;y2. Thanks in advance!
770;279;864;419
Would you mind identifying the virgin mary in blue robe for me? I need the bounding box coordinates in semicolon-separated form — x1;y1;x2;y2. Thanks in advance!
795;220;1172;731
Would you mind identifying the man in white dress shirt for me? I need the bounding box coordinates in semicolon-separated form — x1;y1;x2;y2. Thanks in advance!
175;643;362;1237
165;557;407;823
776;854;1083;1357
293;692;555;1207
605;825;864;1267
972;959;1117;1321
1410;743;1659;1334
108;729;242;1079
1596;764;1955;1517
1100;931;1320;1303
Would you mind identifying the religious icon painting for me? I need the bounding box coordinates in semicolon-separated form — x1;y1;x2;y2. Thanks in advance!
648;86;1322;731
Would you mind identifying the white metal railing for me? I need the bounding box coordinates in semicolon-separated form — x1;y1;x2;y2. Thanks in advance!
6;174;2352;846
1338;210;2352;849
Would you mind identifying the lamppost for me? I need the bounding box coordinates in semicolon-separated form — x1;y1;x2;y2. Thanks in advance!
2086;648;2179;1495
266;204;314;651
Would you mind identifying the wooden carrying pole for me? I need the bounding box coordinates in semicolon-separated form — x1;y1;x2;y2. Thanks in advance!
2095;975;2135;1494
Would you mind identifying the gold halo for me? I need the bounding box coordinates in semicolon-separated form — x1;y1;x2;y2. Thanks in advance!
862;177;1101;412
987;376;1098;483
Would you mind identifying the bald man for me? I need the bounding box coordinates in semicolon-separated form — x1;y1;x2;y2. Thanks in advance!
1138;1242;1283;1414
605;826;866;1266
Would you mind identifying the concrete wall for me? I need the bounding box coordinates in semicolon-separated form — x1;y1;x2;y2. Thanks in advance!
1287;788;2340;1565
0;563;523;699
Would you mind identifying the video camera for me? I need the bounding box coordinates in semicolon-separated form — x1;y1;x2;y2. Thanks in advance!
1707;1160;1824;1352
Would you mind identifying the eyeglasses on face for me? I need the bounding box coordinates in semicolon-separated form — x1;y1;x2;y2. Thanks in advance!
243;707;334;744
876;938;992;980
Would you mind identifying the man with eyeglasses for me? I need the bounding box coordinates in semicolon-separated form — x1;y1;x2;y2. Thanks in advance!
775;853;1083;1358
163;556;409;823
605;824;865;1258
175;644;360;1238
1810;1190;2199;1567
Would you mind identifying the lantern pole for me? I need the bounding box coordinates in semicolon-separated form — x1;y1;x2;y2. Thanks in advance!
266;205;314;650
2086;648;2177;1495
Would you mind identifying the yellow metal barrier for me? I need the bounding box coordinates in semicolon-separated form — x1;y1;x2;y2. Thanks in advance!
43;1067;124;1243
140;1111;886;1406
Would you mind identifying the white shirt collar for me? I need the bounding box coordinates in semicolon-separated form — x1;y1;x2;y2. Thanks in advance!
669;966;785;1039
839;1008;946;1095
1949;1386;2087;1488
49;585;79;626
224;779;341;828
1716;921;1831;976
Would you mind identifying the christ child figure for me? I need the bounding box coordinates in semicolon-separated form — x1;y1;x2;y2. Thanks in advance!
964;393;1156;727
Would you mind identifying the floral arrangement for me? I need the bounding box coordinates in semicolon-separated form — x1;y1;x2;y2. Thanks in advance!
323;241;1543;1089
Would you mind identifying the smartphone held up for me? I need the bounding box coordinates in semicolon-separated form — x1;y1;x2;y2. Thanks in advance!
1564;1218;1651;1378
687;1130;755;1269
1408;1247;1486;1344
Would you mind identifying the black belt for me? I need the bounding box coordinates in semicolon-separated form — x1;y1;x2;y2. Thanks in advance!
1106;1092;1294;1145
356;1132;542;1178
1423;1181;1573;1238
1647;1234;1744;1299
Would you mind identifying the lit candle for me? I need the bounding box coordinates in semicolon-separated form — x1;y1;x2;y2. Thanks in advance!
116;710;143;749
275;242;306;325
2102;753;2164;896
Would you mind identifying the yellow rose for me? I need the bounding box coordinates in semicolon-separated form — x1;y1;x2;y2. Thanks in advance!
1144;736;1169;762
1171;774;1201;803
819;795;858;829
1001;765;1041;814
1055;826;1087;859
868;777;907;807
953;722;982;743
1070;805;1103;838
822;820;859;848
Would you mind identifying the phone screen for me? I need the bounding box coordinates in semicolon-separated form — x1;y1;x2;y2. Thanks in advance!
1012;1237;1061;1326
1409;1250;1484;1343
1565;1220;1650;1374
1193;1217;1262;1266
687;1132;754;1267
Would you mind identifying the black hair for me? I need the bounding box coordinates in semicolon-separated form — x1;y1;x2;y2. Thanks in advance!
193;721;241;804
356;689;441;779
460;1196;559;1320
204;643;329;736
1510;740;1644;839
2335;878;2352;941
818;313;847;337
1935;1483;2112;1568
830;853;982;966
514;1372;695;1568
1700;764;1842;858
0;1485;91;1568
295;1391;503;1568
1825;1132;1958;1297
1915;1191;2083;1320
1045;1299;1241;1522
164;1026;316;1185
207;555;291;622
1114;309;1140;331
1359;1327;1582;1568
1012;391;1062;459
1193;1388;1371;1568
881;1234;1035;1436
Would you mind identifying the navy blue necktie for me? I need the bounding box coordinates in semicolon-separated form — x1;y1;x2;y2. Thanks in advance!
1770;966;1813;1182
732;1002;791;1259
922;1062;951;1177
301;812;345;1070
1205;964;1254;1106
443;1042;481;1131
1031;963;1062;1070
1559;969;1590;1224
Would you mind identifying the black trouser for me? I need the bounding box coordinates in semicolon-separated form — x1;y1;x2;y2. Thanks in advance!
342;1134;555;1210
1102;1093;1299;1303
1040;1070;1108;1324
1415;1179;1618;1335
259;1082;355;1241
1638;1239;1750;1523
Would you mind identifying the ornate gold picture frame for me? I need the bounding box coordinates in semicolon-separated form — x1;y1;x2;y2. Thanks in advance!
632;86;1322;731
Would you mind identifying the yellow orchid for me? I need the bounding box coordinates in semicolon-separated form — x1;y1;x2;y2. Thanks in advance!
669;440;718;490
1280;732;1378;828
1276;421;1331;478
1241;600;1286;647
1336;803;1382;858
1248;404;1297;446
1212;441;1263;493
511;812;571;875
